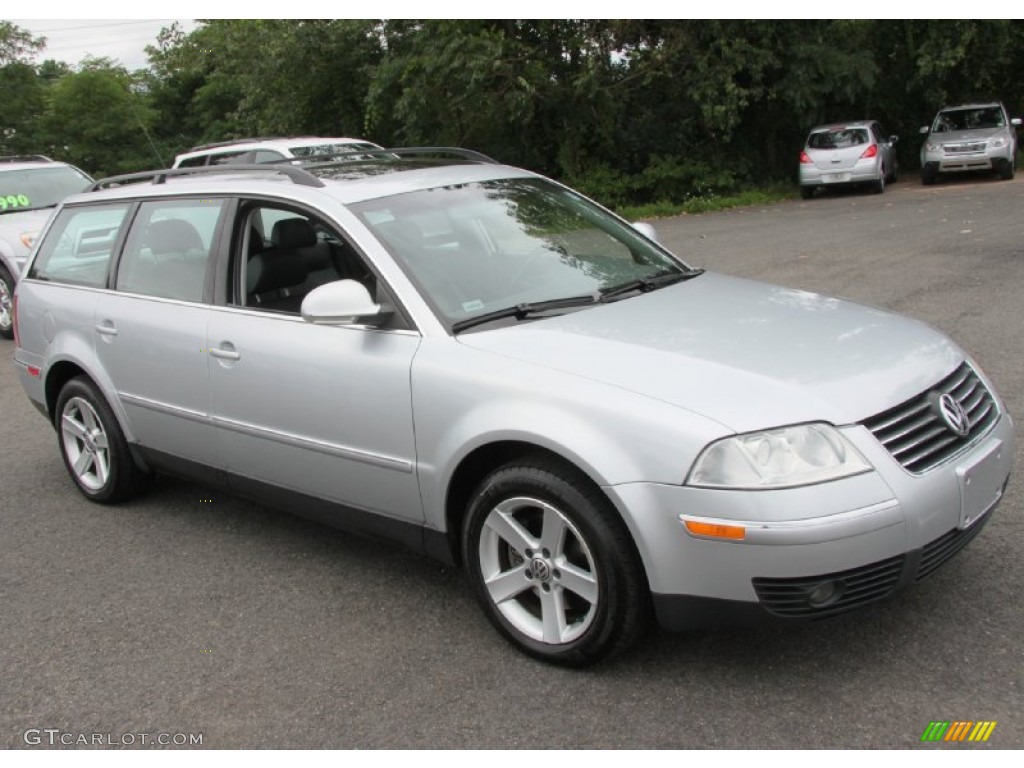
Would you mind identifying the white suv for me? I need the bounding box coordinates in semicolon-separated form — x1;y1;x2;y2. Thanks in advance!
172;136;384;168
919;102;1021;184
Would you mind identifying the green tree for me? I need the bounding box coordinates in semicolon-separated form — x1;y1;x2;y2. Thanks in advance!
38;57;161;176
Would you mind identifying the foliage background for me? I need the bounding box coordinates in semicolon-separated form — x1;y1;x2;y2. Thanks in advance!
3;19;1023;204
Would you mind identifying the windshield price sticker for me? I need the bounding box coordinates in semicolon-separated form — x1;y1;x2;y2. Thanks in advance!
0;194;31;211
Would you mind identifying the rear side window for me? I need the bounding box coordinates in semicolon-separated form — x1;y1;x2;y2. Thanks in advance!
253;150;285;164
28;204;131;287
807;129;869;149
208;151;249;166
176;156;208;168
116;199;226;303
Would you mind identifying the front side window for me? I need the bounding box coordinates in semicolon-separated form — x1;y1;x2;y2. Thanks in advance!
116;199;225;302
349;178;688;325
235;203;376;316
28;204;130;287
0;166;92;213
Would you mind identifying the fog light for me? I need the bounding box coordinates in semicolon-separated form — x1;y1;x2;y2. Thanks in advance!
807;580;844;607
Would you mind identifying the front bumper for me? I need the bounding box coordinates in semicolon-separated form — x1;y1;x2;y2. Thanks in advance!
607;412;1014;630
922;148;1011;174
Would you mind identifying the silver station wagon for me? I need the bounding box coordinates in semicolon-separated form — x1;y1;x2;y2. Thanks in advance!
12;150;1015;665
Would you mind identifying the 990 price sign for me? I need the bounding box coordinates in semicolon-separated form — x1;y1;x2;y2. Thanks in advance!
0;194;31;211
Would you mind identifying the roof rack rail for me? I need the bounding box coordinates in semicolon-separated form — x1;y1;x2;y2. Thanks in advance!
184;136;289;153
88;164;325;192
0;154;53;164
387;147;497;163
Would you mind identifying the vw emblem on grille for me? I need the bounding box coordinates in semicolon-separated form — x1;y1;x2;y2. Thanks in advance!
936;393;970;437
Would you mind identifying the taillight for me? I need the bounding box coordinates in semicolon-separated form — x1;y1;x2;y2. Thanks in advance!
800;150;812;164
12;292;19;347
860;144;878;159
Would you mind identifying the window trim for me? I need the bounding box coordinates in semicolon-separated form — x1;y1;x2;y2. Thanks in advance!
107;195;235;306
26;200;137;289
219;195;418;333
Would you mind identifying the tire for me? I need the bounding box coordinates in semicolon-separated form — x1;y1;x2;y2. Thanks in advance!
921;169;936;186
0;264;14;340
799;186;815;200
55;376;151;503
888;160;900;183
872;167;886;193
999;158;1015;180
462;456;650;666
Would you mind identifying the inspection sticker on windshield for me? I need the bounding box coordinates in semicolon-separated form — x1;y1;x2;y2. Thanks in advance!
461;300;485;312
0;194;31;210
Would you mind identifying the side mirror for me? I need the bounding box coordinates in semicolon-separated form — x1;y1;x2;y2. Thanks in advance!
889;135;899;144
1012;118;1022;126
632;221;660;244
919;125;930;134
300;279;388;326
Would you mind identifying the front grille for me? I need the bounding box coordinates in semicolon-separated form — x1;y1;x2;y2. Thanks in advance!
916;512;993;583
944;143;986;154
860;363;998;474
752;555;905;618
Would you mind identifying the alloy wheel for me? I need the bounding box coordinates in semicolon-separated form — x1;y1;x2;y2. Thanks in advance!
477;496;599;645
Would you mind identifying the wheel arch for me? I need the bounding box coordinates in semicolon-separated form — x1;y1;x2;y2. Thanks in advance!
43;354;137;445
441;439;650;581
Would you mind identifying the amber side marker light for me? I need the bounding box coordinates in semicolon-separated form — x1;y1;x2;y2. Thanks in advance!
683;519;746;541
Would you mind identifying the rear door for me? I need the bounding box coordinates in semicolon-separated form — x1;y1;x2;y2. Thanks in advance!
94;197;229;468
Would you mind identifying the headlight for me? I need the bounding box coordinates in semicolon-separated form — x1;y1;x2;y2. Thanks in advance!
925;142;943;152
686;423;872;489
989;136;1008;149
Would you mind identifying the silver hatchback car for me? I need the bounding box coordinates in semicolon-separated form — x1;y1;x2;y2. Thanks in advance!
799;121;899;199
13;151;1014;665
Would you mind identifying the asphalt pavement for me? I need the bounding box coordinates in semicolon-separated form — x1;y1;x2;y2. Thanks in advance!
2;174;1022;749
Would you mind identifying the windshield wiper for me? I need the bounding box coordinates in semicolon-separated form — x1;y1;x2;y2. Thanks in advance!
600;268;704;301
452;294;598;333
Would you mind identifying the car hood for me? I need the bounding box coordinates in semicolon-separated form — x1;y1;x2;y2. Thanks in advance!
457;272;963;433
930;127;1003;143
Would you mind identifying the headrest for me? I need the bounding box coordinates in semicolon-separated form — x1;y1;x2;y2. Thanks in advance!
272;218;317;249
247;250;308;294
144;219;203;255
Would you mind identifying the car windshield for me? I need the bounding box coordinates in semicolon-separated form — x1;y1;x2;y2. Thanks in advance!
289;142;381;158
933;107;1005;132
0;166;92;214
807;128;869;149
350;178;689;326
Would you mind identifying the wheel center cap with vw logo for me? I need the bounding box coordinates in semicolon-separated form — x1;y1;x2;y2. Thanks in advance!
530;557;552;582
935;393;970;437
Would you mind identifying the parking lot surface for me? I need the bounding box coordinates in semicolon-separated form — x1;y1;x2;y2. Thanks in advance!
2;176;1021;748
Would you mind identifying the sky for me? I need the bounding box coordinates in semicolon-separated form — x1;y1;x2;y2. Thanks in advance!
12;19;197;71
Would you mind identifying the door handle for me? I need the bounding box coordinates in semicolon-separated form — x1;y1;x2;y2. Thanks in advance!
210;344;240;361
95;321;118;336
